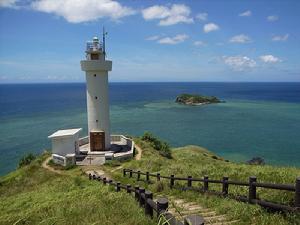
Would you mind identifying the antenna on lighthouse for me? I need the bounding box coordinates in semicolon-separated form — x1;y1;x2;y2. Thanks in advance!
102;26;107;59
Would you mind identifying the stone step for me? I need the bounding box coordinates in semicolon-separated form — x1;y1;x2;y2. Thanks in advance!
180;210;217;217
204;215;228;223
211;220;239;225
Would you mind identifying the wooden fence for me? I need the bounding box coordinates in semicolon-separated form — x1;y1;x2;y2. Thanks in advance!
123;169;300;213
88;173;205;225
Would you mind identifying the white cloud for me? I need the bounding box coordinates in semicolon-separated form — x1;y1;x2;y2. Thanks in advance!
142;4;193;26
193;41;206;47
157;34;189;45
196;12;208;21
203;23;219;33
0;0;18;8
239;10;251;17
260;55;281;63
31;0;135;23
272;34;289;42
146;35;160;41
223;56;256;71
267;15;279;22
229;34;252;43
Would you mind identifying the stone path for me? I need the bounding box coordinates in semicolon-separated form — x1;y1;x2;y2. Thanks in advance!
159;196;239;225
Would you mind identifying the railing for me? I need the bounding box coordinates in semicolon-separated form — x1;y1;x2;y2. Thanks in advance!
78;136;89;146
88;173;205;225
86;41;103;52
123;169;300;213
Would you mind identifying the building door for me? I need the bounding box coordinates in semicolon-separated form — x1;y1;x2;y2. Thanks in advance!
90;131;105;151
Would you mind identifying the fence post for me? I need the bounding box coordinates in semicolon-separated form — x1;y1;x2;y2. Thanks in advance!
249;176;257;203
139;188;145;206
146;172;150;182
116;182;121;192
157;197;168;218
187;176;192;188
295;177;300;207
135;185;140;201
222;176;229;196
170;175;175;188
157;173;161;182
89;173;92;180
123;169;126;177
102;177;107;185
204;175;209;191
92;174;96;180
145;191;153;218
137;170;140;181
97;176;101;182
129;169;133;178
126;184;131;193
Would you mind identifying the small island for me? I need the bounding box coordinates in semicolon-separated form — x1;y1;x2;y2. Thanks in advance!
175;93;222;106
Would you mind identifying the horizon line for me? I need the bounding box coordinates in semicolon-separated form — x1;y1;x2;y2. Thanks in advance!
1;81;300;85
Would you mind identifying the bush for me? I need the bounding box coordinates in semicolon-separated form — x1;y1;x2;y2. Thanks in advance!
18;153;36;168
141;132;172;159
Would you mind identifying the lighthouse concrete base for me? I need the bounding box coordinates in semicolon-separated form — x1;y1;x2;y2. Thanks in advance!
75;135;134;166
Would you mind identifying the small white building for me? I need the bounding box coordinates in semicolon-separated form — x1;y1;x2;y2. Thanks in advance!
48;128;81;166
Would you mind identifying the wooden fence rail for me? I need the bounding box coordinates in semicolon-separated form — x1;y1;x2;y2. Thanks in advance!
88;173;205;225
123;169;300;213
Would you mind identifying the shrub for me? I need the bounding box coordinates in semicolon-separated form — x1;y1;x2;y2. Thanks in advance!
141;132;172;159
18;153;36;168
141;131;156;142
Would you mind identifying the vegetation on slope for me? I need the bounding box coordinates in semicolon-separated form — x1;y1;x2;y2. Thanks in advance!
105;136;300;225
175;93;222;105
141;132;172;158
0;152;155;225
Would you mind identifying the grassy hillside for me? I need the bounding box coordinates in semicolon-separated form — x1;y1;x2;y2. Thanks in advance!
105;138;300;225
0;153;155;225
1;138;299;225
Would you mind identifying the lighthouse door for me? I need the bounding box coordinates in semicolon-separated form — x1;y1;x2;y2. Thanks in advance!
90;131;105;151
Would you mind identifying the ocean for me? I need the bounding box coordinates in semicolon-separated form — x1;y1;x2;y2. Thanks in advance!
0;82;300;176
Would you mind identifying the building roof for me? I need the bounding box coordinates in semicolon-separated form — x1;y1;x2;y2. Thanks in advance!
48;128;82;139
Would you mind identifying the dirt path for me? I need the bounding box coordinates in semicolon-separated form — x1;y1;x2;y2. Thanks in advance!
42;157;63;174
135;144;142;160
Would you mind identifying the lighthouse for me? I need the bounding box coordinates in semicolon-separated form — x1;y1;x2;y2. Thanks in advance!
81;32;112;151
48;29;134;166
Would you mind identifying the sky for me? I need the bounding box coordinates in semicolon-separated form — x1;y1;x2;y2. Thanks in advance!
0;0;299;83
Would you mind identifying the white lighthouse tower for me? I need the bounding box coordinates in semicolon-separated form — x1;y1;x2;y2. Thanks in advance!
81;31;112;151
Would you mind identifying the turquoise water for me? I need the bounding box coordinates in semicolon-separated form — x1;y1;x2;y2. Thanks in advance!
1;82;300;175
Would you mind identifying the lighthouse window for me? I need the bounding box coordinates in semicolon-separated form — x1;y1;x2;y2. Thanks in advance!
94;74;96;77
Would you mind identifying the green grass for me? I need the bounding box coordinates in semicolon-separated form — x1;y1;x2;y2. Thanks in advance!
1;140;300;225
0;153;155;225
106;138;300;225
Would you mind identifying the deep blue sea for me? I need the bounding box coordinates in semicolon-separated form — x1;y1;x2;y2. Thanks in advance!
1;82;300;176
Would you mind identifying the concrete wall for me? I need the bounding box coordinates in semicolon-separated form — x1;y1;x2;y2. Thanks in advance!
51;134;79;156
